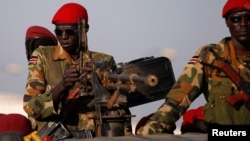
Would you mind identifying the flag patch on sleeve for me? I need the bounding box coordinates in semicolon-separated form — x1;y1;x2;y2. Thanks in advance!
29;56;38;64
188;56;199;64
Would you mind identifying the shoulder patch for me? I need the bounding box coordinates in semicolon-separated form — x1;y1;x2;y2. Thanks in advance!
29;56;38;64
188;56;199;64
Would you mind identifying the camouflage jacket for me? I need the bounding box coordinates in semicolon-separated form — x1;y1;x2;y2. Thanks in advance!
23;45;126;131
138;37;250;135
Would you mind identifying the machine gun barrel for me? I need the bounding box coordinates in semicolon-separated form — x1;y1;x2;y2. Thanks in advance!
95;71;158;93
101;72;158;87
80;65;158;92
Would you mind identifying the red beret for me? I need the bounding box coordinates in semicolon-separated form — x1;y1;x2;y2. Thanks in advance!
181;106;204;132
222;0;250;17
52;3;88;24
0;113;6;118
26;25;57;44
0;114;33;136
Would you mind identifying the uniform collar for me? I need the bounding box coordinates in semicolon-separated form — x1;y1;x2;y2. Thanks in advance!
52;45;90;64
52;45;72;62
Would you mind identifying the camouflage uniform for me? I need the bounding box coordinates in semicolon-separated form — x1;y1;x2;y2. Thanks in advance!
23;45;132;135
137;37;250;135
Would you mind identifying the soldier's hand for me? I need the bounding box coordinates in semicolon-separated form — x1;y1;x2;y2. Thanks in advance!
62;65;79;88
79;66;92;81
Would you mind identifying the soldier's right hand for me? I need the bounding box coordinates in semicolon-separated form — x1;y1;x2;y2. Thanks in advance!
62;65;79;88
51;65;80;103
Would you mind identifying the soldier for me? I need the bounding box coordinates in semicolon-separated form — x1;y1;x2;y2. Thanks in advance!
136;0;250;135
23;2;132;139
0;26;57;139
25;25;58;60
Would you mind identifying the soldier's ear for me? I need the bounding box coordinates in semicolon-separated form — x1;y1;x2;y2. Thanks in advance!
225;19;230;28
85;24;89;32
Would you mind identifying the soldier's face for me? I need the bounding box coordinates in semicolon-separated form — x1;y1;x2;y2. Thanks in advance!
226;9;250;43
54;24;79;53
